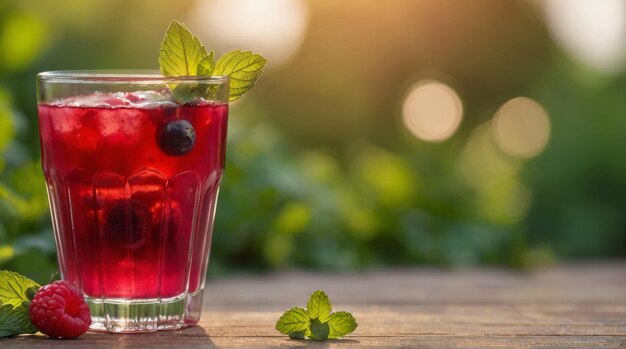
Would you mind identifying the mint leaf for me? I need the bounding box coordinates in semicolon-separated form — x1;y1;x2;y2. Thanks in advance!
158;21;210;104
212;50;267;101
288;330;306;340
171;84;207;105
0;271;40;337
157;21;266;103
158;20;208;76
0;270;40;308
328;311;358;338
275;290;355;341
275;307;309;335
308;319;329;342
197;51;215;76
0;303;36;337
307;290;331;322
197;50;229;101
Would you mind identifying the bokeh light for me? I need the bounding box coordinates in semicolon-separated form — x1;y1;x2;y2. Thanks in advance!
0;12;48;71
2;0;626;278
476;178;532;224
459;123;521;190
492;97;551;159
544;0;626;73
187;0;309;67
402;80;463;142
459;123;530;223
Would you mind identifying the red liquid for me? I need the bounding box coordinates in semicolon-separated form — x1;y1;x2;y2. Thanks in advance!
38;100;228;299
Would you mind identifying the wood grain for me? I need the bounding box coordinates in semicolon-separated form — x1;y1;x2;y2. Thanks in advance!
2;262;625;348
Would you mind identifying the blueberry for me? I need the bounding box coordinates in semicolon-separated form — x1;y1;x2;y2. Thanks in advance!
103;199;151;248
157;120;196;156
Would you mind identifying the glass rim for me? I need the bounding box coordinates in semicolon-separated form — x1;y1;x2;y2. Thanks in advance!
37;70;229;84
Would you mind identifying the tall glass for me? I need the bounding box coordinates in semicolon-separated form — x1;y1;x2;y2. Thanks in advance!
36;71;229;332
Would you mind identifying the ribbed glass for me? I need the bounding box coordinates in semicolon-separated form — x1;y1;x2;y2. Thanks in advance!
37;71;229;332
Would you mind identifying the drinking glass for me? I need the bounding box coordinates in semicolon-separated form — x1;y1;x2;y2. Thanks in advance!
37;71;229;332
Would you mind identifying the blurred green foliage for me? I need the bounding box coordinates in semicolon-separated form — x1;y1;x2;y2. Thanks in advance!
0;1;624;283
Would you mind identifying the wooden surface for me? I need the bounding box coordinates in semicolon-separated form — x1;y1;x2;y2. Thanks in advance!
2;262;625;348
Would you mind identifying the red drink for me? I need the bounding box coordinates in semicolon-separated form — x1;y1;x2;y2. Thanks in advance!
38;88;228;330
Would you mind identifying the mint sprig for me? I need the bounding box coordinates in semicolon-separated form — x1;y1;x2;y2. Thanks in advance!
158;21;208;76
275;290;357;341
275;307;309;333
327;311;358;339
158;20;267;103
309;319;330;341
197;51;216;76
0;304;35;337
0;270;40;337
212;50;267;101
307;289;332;322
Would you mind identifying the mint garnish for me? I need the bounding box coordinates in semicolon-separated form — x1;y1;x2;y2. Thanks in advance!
275;290;357;341
0;270;40;337
275;307;309;335
288;330;306;340
197;50;215;76
0;304;35;337
212;50;267;101
307;290;331;322
327;311;358;339
158;21;208;76
308;319;330;341
158;20;267;103
0;271;40;308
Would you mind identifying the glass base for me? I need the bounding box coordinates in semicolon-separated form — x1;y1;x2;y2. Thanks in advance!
184;289;204;325
86;295;186;333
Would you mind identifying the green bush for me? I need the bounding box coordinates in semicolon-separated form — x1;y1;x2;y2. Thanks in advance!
1;2;624;284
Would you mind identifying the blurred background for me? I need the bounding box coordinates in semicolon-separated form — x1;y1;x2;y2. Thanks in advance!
1;0;625;282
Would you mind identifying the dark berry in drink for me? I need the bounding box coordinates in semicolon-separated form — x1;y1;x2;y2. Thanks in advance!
103;199;151;248
157;120;196;156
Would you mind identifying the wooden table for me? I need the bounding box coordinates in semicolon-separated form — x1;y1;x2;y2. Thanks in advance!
3;262;625;348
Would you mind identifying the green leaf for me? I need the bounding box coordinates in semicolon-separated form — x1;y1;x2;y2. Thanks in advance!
308;319;329;342
0;303;37;337
307;290;331;322
158;21;210;104
197;50;215;76
328;311;358;338
171;84;207;105
288;330;305;339
275;307;309;335
275;290;357;341
25;288;36;300
158;20;207;76
0;270;40;308
0;271;41;337
156;21;266;103
196;51;225;101
212;50;267;101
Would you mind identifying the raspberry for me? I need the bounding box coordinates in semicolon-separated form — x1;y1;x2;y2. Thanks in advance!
29;280;91;339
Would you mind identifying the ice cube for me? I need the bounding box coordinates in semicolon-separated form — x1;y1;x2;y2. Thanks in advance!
53;90;178;109
125;89;178;109
51;106;82;134
125;90;166;102
48;108;101;154
56;92;131;108
96;108;144;138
